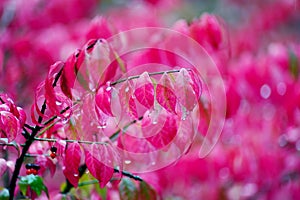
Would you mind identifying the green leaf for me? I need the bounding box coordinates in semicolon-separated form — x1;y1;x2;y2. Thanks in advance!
18;175;49;198
139;181;158;200
0;188;9;200
119;178;138;200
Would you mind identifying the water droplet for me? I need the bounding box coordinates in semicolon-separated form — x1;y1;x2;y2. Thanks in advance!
151;161;156;165
61;118;68;124
152;120;157;125
74;173;79;177
125;87;129;93
98;122;107;129
181;107;189;120
260;84;271;99
56;101;62;106
62;166;66;170
124;160;131;164
106;86;112;91
276;82;286;96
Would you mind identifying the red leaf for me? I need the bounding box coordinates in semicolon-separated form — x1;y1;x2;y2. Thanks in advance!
134;83;154;109
173;115;194;154
17;107;26;127
188;69;202;100
86;16;112;40
84;143;115;188
61;50;84;99
45;76;59;115
156;73;177;114
175;68;198;111
119;81;138;119
95;86;114;116
146;112;178;149
63;142;82;187
134;72;154;109
0;111;20;143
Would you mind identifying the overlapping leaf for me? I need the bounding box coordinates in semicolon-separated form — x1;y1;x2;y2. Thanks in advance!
145;112;178;149
84;143;121;188
0;111;20;142
174;68;198;111
63;142;82;187
156;73;177;114
118;81;138;120
95;85;114;117
134;72;154;109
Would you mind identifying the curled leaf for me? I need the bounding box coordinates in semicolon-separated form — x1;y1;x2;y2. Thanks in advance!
63;142;82;187
95;86;114;117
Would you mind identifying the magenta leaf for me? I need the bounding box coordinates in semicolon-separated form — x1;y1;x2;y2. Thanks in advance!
45;78;59;115
61;50;85;99
146;113;178;149
0;111;20;143
188;69;202;100
174;68;198;111
63;142;82;187
134;83;154;109
95;86;114;117
134;72;154;109
118;81;138;119
83;143;115;188
156;73;177;114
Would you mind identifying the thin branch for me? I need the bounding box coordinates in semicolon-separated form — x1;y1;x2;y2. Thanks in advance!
24;124;35;131
110;69;191;86
8;65;64;200
114;168;143;182
33;137;107;145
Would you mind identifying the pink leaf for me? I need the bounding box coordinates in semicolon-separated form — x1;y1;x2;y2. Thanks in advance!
0;158;7;177
188;69;202;100
61;50;85;99
134;72;154;109
86;16;112;40
63;142;82;187
0;111;20;143
175;69;198;111
134;83;154;109
95;86;114;117
173;115;194;154
146;113;178;149
45;77;59;115
36;155;56;177
84;143;115;188
17;107;26;127
119;81;138;119
156;73;177;114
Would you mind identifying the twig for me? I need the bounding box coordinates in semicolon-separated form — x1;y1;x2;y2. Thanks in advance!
110;69;191;86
